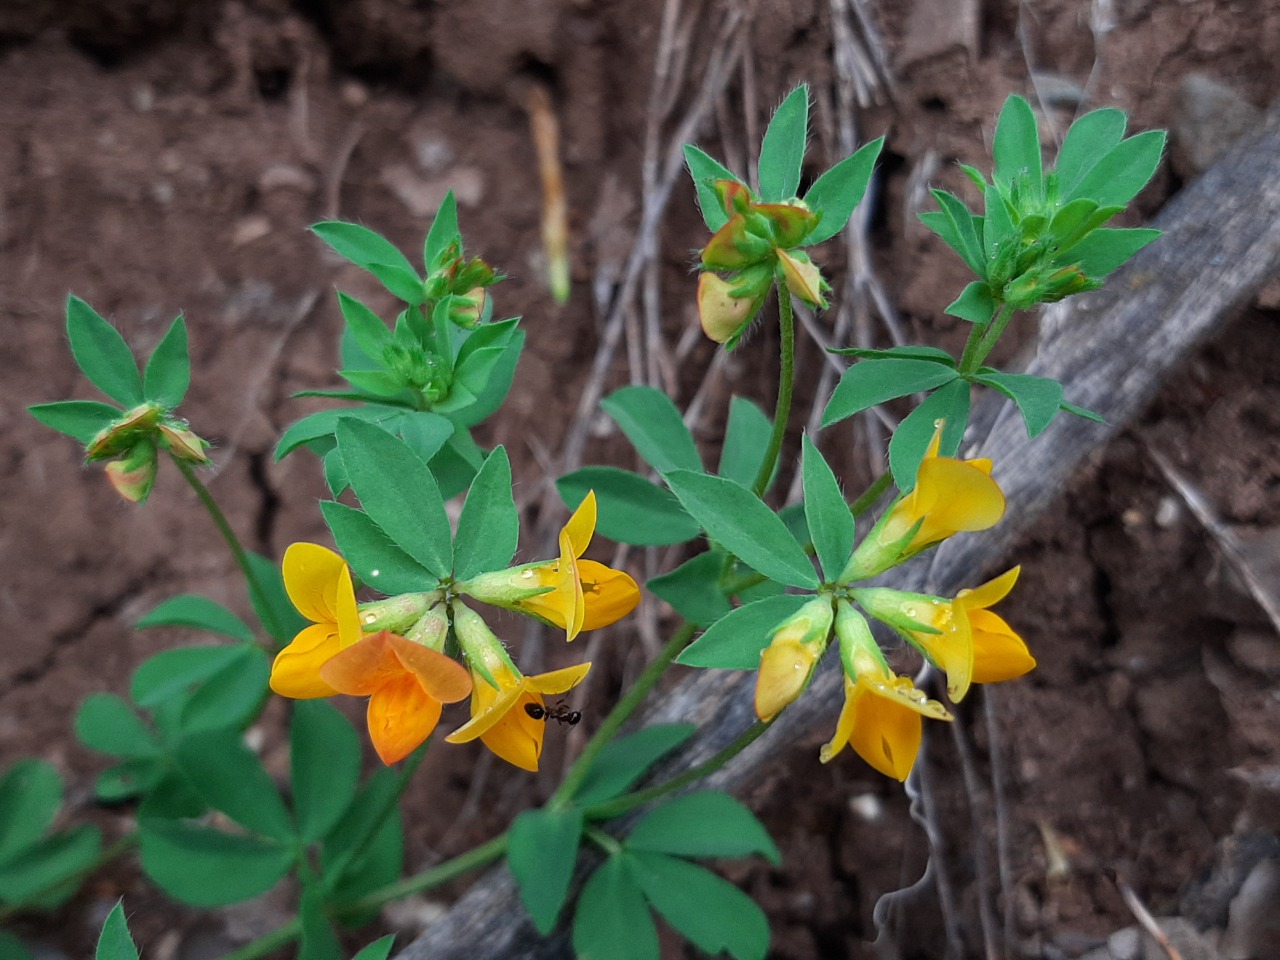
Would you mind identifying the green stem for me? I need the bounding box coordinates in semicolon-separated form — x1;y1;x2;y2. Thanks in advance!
958;302;1015;375
549;622;697;809
0;834;139;924
752;283;796;498
338;831;510;916
219;919;303;960
848;469;892;518
174;458;283;642
584;720;773;822
584;824;623;857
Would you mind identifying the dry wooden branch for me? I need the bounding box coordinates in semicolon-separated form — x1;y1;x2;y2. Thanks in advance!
399;104;1280;960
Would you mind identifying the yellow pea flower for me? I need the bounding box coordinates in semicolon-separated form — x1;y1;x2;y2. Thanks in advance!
856;567;1035;703
822;603;951;780
269;543;362;699
841;424;1006;581
318;623;472;765
457;491;641;641
753;598;834;722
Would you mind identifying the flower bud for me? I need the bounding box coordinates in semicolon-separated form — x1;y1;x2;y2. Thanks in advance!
700;215;774;270
777;249;828;308
87;403;163;460
105;440;159;503
450;600;516;690
158;423;211;464
357;592;439;636
753;598;833;722
404;605;450;652
697;272;757;344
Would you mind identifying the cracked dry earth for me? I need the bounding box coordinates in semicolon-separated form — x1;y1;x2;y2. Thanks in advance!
3;0;1280;958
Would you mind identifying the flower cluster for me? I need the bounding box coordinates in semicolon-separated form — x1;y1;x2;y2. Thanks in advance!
269;492;640;769
751;426;1035;780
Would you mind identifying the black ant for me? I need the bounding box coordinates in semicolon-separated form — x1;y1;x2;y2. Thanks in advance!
524;699;582;726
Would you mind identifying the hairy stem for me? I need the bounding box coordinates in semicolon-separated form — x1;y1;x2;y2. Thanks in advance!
753;284;797;497
958;302;1015;375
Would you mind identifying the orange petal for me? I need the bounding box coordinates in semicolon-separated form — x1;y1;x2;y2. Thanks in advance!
386;634;472;703
269;623;342;699
366;674;444;765
317;631;397;696
282;543;348;624
578;560;641;630
525;662;592;696
849;684;923;781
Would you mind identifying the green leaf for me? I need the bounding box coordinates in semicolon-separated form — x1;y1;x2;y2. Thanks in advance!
323;769;404;910
758;84;809;201
718;396;775;490
0;825;100;906
0;931;34;960
573;854;658;960
449;327;524;429
130;645;246;708
74;695;158;759
246;551;308;645
337;292;393;362
311;221;418;280
508;808;585;934
339;368;409;399
573;724;697;806
676;594;811;669
320;501;439;595
828;345;955;364
275;406;405;461
945;281;996;325
0;760;62;861
137;595;255;643
142;315;190;408
992;94;1042;201
683;145;743;232
977;370;1064;437
983;185;1016;259
324;448;349;498
1061;399;1106;423
822;358;960;427
1047;199;1114;252
178;645;270;733
175;730;294;840
370;262;427;305
424;190;460;268
801;435;854;582
928;190;986;276
395;411;455;465
453;446;518;580
888;379;971;490
646;551;732;628
336;419;452;577
802;136;884;244
139;818;292;907
558;467;700;547
351;937;396;960
65;295;144;406
601;386;702;475
627;791;780;864
427;429;484;499
629;852;769;960
95;901;140;960
1066;130;1166;208
28;400;121;444
94;759;164;803
1067;227;1161;278
1055;107;1127;197
299;886;343;960
291;700;361;843
665;471;818;589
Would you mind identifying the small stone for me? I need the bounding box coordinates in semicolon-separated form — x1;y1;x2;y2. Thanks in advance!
258;163;317;194
232;215;272;247
1154;496;1180;528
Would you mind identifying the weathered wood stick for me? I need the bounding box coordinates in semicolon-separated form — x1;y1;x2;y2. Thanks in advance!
400;104;1280;960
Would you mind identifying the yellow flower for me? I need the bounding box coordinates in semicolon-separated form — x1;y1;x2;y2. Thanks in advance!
842;424;1005;580
446;661;592;772
864;567;1035;703
269;543;362;699
318;626;472;765
458;491;641;641
753;598;833;722
820;670;951;780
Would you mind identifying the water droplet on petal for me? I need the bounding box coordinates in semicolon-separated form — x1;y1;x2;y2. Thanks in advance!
521;569;535;580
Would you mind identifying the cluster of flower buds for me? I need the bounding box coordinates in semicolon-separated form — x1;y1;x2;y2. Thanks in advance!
86;403;210;503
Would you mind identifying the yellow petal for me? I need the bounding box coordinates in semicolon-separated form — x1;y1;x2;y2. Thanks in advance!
956;566;1020;611
968;609;1036;683
910;457;1006;548
820;677;859;763
269;623;341;699
282;543;347;625
563;492;597;559
848;682;923;781
912;604;975;702
334;565;361;649
445;673;526;744
755;637;817;722
387;634;473;703
557;530;587;640
480;692;546;771
578;560;641;630
525;662;592;696
697;272;754;343
366;675;443;765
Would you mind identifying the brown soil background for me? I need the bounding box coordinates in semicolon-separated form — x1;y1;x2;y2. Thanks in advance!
2;1;1278;958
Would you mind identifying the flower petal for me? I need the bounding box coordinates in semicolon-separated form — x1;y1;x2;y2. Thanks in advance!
578;560;641;630
282;542;348;624
525;662;592;696
366;675;444;765
480;693;546;772
911;457;1007;547
335;565;361;649
445;672;526;744
386;634;472;703
957;566;1020;611
269;623;342;699
819;678;859;763
557;531;587;641
563;491;597;559
968;610;1036;683
848;684;923;781
317;631;397;696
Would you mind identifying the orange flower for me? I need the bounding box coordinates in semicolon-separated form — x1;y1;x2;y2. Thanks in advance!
269;543;362;699
318;626;472;765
